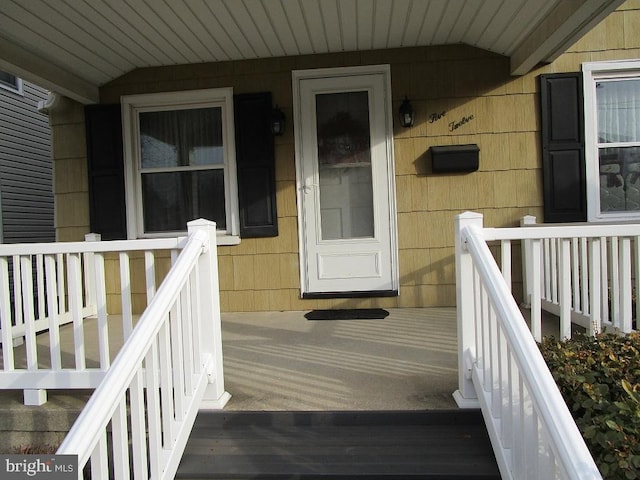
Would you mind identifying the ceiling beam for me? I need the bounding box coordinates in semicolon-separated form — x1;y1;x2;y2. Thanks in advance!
510;0;625;76
0;35;99;104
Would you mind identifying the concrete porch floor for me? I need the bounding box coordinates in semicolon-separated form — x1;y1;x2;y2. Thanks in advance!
221;307;459;411
0;306;571;412
0;307;459;413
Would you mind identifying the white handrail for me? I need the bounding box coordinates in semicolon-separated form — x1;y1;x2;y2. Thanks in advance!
455;212;602;480
57;219;229;479
57;232;202;464
483;222;640;241
0;237;187;255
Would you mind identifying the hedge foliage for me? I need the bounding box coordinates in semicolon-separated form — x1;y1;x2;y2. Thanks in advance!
539;332;640;479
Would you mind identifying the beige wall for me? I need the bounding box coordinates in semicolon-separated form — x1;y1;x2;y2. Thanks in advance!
50;97;89;242
51;1;640;313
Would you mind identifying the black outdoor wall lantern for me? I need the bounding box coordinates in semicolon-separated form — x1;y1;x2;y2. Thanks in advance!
271;105;286;136
399;96;414;128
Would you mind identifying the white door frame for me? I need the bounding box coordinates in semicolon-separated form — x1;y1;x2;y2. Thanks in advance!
292;64;399;297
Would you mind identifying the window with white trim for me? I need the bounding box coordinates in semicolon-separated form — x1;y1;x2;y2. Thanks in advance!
122;88;239;239
584;61;640;222
0;71;22;94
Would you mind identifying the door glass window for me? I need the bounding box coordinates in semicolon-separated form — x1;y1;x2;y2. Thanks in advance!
315;91;374;240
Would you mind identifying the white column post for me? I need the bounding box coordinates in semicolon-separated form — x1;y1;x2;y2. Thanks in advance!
520;215;537;308
453;212;483;408
187;219;230;409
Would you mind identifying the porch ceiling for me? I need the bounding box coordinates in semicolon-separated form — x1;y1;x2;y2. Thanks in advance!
0;0;625;104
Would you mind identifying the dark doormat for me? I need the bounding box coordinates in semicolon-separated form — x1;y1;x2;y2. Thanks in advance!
304;308;389;320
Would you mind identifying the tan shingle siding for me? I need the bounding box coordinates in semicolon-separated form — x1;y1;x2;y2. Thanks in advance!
52;4;640;312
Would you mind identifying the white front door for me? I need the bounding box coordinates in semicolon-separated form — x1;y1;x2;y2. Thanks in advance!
293;66;398;297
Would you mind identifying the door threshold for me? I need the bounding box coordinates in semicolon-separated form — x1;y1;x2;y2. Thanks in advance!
302;290;398;299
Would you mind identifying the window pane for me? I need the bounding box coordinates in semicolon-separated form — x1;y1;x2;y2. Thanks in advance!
596;79;640;143
315;91;374;240
599;146;640;212
142;170;226;232
139;108;224;168
0;71;19;90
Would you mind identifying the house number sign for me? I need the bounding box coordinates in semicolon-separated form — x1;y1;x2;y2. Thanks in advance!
428;109;476;132
429;111;446;123
449;114;475;132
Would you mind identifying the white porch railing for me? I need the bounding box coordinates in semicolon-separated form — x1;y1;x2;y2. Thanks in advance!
0;233;105;404
1;229;191;405
454;212;602;480
56;219;229;480
520;215;639;340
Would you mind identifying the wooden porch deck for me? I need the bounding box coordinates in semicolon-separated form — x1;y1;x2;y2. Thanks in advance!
179;409;501;479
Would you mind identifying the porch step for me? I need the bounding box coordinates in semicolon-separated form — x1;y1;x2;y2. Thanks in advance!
0;389;91;453
177;410;501;479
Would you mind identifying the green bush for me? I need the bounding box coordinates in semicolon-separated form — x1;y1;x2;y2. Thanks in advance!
540;332;640;479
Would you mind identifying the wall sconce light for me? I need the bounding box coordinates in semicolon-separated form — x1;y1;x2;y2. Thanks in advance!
399;96;414;128
271;105;286;136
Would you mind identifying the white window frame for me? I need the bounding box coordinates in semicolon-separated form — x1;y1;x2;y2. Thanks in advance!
122;88;239;242
584;60;640;222
0;72;22;94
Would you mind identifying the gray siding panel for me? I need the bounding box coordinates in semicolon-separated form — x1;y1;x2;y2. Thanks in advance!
0;137;53;157
0;80;54;244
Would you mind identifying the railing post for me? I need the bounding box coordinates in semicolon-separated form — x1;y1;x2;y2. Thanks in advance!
187;219;230;409
453;212;483;408
520;215;536;308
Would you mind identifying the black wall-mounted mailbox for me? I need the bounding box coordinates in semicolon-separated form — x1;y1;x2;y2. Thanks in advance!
430;144;479;173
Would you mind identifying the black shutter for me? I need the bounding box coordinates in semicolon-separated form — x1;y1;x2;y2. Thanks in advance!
234;93;278;237
539;73;587;223
85;104;127;240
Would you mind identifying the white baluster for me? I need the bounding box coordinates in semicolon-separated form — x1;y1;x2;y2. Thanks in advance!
119;252;133;339
67;253;86;370
93;252;110;369
530;239;542;342
0;257;15;370
559;238;572;339
44;255;62;370
111;399;130;480
619;237;632;333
